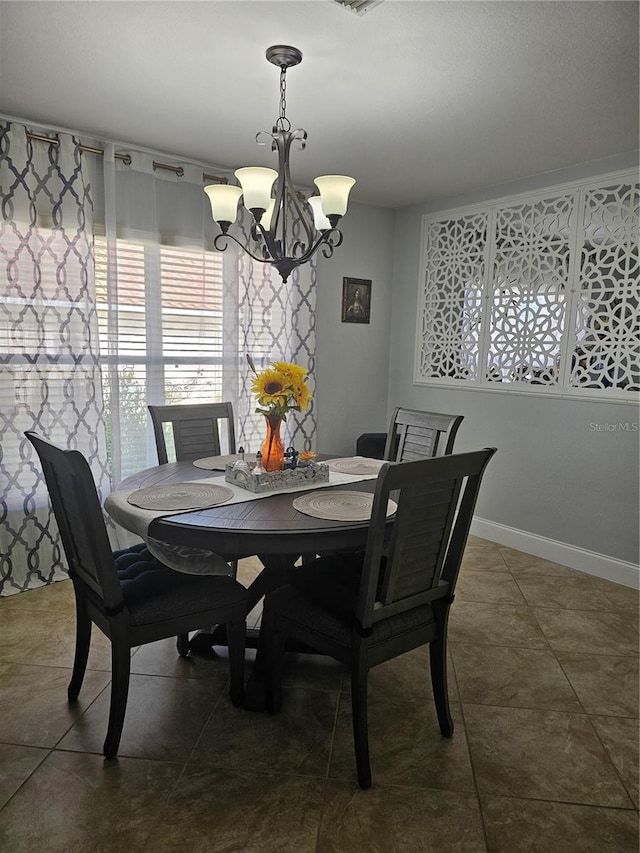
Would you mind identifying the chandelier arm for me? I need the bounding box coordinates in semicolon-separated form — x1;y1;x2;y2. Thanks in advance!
289;228;344;265
270;128;315;256
213;231;279;265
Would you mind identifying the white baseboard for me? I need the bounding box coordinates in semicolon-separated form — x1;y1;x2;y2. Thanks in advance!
470;517;640;590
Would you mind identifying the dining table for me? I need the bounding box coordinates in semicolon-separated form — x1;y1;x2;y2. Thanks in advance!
104;454;390;707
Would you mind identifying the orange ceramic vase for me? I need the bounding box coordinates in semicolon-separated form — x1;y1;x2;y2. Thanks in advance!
261;415;285;472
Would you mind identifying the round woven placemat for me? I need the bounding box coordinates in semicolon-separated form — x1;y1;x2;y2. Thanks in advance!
326;457;385;475
292;490;397;522
127;482;234;511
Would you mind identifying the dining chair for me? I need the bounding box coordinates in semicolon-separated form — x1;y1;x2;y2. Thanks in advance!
25;431;248;760
262;447;497;789
148;401;241;653
383;407;464;461
148;401;236;464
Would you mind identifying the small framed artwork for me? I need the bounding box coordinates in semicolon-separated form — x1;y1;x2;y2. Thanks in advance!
341;277;372;324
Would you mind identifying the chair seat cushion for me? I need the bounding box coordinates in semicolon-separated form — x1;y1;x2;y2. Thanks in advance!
114;546;246;627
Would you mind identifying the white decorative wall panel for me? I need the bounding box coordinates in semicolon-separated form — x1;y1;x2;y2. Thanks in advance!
415;170;639;400
421;212;487;381
571;181;639;392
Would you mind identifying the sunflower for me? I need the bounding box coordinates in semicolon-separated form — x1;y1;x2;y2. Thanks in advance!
251;370;288;407
291;380;312;411
272;361;308;381
248;356;313;421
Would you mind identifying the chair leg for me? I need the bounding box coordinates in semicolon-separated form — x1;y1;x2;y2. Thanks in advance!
68;590;91;702
103;633;131;760
429;612;454;737
226;609;246;708
351;651;372;789
176;633;190;657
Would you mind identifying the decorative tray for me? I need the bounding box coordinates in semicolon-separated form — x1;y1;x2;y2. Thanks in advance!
225;462;330;494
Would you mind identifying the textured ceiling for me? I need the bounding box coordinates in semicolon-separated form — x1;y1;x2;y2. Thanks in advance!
0;1;638;208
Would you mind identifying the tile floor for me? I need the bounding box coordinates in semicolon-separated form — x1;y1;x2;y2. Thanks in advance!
0;537;638;852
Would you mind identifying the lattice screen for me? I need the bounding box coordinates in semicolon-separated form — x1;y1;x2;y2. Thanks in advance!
416;171;639;397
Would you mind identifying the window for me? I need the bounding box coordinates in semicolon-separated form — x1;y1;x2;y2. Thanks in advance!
415;171;639;399
94;237;226;479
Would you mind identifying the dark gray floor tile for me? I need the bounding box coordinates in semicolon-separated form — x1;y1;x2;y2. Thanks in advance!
0;664;109;748
451;644;582;711
533;608;640;657
591;715;639;808
0;744;49;810
58;673;224;761
318;781;487;853
456;571;527;605
141;766;324;853
329;694;475;792
481;795;639;853
556;651;639;717
449;601;549;649
0;750;181;853
515;574;617;611
464;703;634;807
191;687;338;777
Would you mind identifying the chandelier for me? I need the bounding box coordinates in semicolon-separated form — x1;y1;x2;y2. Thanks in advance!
204;45;356;283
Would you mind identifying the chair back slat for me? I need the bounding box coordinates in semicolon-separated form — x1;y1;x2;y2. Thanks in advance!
384;408;464;462
148;402;236;464
382;478;460;601
357;449;496;629
173;417;222;460
25;432;123;611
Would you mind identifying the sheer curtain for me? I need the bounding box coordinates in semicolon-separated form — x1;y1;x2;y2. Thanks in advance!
0;120;318;592
98;148;317;488
0;122;110;595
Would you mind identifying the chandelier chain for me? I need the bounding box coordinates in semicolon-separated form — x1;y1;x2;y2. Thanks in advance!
277;68;291;132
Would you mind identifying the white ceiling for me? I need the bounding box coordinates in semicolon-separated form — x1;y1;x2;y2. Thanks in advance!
0;1;638;209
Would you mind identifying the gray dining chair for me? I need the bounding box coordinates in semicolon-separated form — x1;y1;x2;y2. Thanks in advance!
383;407;464;461
25;431;248;759
262;447;497;789
148;401;242;655
356;408;464;462
148;401;236;464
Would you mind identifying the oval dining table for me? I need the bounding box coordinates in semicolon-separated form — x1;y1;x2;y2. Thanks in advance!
108;458;381;707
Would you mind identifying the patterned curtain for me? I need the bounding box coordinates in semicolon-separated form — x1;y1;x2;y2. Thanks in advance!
98;150;317;490
0;122;110;596
234;232;318;454
0;122;318;590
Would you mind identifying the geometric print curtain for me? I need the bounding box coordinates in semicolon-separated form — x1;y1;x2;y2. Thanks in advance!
0;121;110;596
232;203;318;455
0;120;318;594
96;153;317;487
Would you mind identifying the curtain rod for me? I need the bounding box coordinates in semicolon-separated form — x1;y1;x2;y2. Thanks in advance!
25;131;228;185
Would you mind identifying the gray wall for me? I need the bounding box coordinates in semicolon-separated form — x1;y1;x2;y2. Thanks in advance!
388;153;640;565
315;201;395;455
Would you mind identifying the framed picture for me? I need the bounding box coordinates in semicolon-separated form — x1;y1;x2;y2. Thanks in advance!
341;277;372;324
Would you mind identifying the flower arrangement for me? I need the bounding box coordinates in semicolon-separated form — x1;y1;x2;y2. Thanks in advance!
247;355;312;420
247;355;312;471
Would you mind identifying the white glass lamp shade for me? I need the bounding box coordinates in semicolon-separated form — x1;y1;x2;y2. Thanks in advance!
234;167;278;213
308;196;331;231
313;175;356;218
204;184;242;226
259;198;277;231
